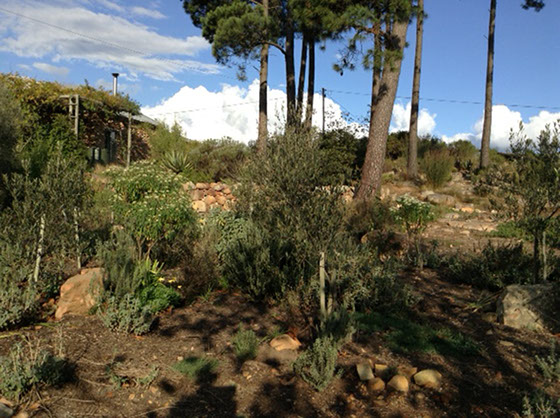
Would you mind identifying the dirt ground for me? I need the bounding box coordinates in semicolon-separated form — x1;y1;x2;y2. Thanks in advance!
1;266;558;418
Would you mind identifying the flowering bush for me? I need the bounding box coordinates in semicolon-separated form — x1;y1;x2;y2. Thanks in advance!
105;162;197;258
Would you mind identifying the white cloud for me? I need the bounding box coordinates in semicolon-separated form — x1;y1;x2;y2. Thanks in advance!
131;6;165;19
142;79;364;143
390;101;437;136
442;105;560;150
32;62;70;76
0;0;216;80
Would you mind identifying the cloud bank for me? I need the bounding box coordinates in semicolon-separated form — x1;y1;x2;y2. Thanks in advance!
0;0;217;80
442;105;560;150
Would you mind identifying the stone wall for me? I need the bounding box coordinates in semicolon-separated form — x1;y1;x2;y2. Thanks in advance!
183;182;236;213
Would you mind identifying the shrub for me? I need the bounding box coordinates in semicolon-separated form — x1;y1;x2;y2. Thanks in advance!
160;149;193;175
536;340;560;382
522;389;559;418
97;294;153;335
172;357;218;382
448;140;478;172
0;79;22;206
105;161;198;260
0;341;71;401
232;327;259;363
293;337;338;391
148;123;188;160
391;195;435;268
445;242;535;290
318;129;366;184
421;149;454;189
186;138;249;182
344;198;393;243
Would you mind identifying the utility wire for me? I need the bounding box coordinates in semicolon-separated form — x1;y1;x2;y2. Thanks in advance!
0;5;239;80
326;88;560;111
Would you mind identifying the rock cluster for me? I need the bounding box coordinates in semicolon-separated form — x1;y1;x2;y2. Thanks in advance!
355;361;443;400
55;268;104;320
183;182;236;213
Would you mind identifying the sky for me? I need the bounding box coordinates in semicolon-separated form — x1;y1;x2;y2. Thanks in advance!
0;0;559;149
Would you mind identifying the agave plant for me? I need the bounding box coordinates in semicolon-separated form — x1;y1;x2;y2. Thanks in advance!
160;150;192;175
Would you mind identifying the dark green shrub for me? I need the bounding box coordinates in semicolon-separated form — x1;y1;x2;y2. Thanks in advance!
160;149;193;175
293;337;338;391
0;79;22;206
421;149;454;189
386;131;408;160
445;242;535;290
172;357;218;382
186;138;249;182
318;129;366;184
232;327;259;363
344;198;393;242
522;389;559;418
148;123;188;160
448;140;478;172
97;294;153;335
491;221;529;240
536;340;560;382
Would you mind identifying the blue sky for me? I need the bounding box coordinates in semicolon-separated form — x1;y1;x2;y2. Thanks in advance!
0;0;558;147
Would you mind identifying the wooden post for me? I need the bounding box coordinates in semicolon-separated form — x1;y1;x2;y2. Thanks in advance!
319;252;326;323
33;215;45;283
126;112;132;169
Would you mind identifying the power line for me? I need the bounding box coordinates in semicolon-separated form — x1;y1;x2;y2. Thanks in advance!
326;88;560;111
147;97;284;116
0;5;239;81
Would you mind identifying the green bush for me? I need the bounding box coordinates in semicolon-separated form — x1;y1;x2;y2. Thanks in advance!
293;337;338;391
160;149;193;175
0;341;71;401
0;79;22;206
445;242;535;290
318;129;366;184
148;123;188;160
97;294;153;335
491;221;529;240
172;356;218;382
536;340;560;382
344;198;393;243
105;161;198;260
522;389;559;418
448;140;478;172
421;149;454;189
232;327;259;363
186;138;249;182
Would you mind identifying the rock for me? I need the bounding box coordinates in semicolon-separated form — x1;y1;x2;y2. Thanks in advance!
387;375;409;393
398;366;418;379
195;182;208;189
216;195;227;206
204;195;216;206
192;200;207;213
415;392;426;402
0;403;13;418
459;205;475;214
499;340;514;348
13;413;29;418
191;189;204;201
223;187;232;195
374;364;389;379
413;369;442;388
206;188;217;197
497;284;560;333
426;193;456;206
213;184;225;192
182;181;195;192
55;268;103;320
420;190;435;199
270;334;301;351
356;363;374;381
367;377;385;393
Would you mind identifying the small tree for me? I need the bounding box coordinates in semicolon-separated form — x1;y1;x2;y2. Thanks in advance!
505;124;560;282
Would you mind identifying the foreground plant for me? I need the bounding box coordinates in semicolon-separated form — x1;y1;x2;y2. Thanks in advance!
293;337;338;391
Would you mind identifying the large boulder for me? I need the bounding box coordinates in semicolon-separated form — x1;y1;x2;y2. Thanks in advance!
497;284;560;333
55;268;104;320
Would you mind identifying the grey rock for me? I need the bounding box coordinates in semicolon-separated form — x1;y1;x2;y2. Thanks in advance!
497;284;560;333
356;362;374;381
0;403;13;418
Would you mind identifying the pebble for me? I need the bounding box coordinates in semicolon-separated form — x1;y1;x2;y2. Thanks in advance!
413;369;442;388
387;375;409;393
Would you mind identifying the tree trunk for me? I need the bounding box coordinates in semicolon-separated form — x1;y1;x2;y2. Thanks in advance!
296;33;308;127
256;0;269;153
285;8;296;128
480;0;496;169
304;36;315;131
355;20;409;200
407;0;423;179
